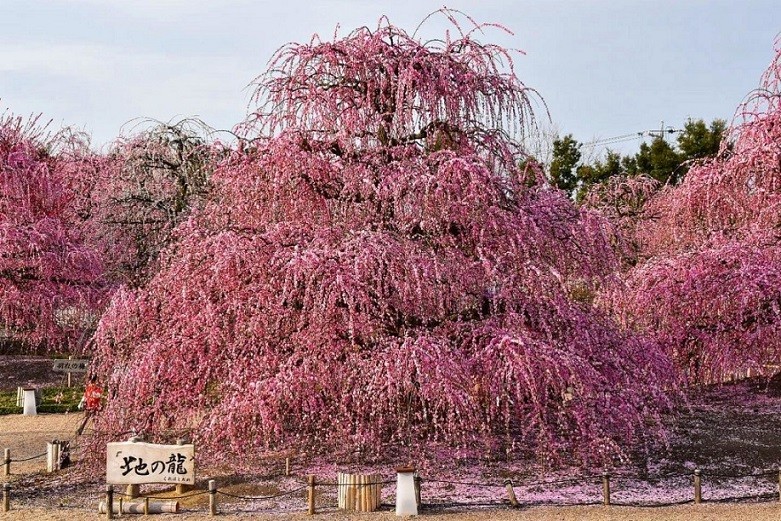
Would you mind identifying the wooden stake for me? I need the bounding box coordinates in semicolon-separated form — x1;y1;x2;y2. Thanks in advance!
118;497;123;517
307;475;315;515
106;485;114;520
175;438;190;495
504;479;519;507
208;480;217;516
602;473;611;506
285;457;290;476
125;484;139;499
778;469;780;501
3;483;9;512
414;475;422;508
67;355;73;388
144;497;149;516
3;449;9;477
694;469;702;504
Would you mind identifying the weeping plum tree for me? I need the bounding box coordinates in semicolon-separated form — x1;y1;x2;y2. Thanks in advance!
605;39;781;383
0;113;105;353
61;121;216;287
91;13;676;466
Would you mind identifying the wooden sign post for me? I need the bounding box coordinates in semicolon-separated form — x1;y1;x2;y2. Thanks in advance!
52;358;89;388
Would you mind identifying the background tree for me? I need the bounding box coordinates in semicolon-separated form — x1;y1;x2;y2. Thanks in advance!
677;118;727;161
86;120;216;286
604;41;781;383
548;134;581;193
90;13;676;467
0;113;105;354
550;118;727;200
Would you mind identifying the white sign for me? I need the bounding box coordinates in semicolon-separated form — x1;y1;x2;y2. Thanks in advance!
106;442;195;485
52;359;90;373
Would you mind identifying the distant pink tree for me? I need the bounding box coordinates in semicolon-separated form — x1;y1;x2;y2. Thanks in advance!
0;114;104;353
606;39;781;383
91;13;676;466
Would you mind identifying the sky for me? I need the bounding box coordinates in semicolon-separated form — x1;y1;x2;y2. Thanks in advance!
1;0;778;159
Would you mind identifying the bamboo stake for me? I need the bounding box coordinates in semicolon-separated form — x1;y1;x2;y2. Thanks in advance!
504;479;519;507
208;480;217;516
144;497;149;516
3;449;9;477
362;474;368;512
3;483;9;512
307;475;316;515
602;473;611;506
694;469;702;504
285;457;290;476
348;473;354;510
373;474;379;511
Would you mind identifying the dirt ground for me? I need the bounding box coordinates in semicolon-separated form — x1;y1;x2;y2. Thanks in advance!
4;356;781;520
2;495;781;521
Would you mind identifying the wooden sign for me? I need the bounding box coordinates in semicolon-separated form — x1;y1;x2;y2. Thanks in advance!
52;359;89;373
106;442;195;485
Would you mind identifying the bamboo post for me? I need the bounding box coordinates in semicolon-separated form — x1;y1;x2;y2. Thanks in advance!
504;479;519;507
285;457;290;476
208;479;217;516
348;473;355;510
144;497;149;515
118;497;123;517
67;355;73;388
106;485;114;520
307;475;315;515
694;469;702;504
3;449;9;477
3;483;9;512
362;474;369;512
47;441;60;473
602;473;611;506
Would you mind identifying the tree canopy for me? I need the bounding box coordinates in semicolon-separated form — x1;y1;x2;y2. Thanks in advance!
0;114;105;353
602;39;781;383
88;13;676;466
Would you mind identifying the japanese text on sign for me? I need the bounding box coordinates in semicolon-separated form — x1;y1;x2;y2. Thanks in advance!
52;359;89;373
106;442;195;485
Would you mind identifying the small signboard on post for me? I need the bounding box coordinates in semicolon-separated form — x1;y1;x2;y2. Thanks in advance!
106;441;195;485
52;359;89;373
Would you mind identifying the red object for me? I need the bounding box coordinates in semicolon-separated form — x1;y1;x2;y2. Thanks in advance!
84;383;103;411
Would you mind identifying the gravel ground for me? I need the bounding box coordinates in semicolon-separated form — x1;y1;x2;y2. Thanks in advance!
2;503;781;520
1;414;781;520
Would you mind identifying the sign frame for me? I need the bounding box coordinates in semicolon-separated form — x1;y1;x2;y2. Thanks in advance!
52;359;90;373
106;441;196;485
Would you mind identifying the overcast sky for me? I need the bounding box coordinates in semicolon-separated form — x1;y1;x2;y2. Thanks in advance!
1;0;778;157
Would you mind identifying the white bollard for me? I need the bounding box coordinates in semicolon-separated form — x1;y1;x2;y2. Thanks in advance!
395;466;418;516
22;389;37;416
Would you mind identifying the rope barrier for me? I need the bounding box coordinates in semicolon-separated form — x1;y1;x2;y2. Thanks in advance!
704;470;777;479
216;486;307;501
421;478;504;488
113;490;211;500
9;452;48;463
320;479;396;487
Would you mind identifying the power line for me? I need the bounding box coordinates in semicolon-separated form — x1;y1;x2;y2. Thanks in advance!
581;123;683;149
